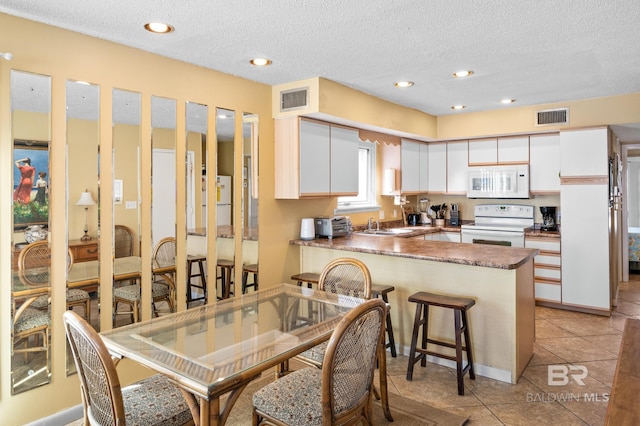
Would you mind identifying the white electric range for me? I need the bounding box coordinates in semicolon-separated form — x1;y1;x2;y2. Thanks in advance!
461;204;534;248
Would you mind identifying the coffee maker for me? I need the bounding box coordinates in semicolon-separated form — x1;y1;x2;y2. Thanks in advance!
540;206;557;231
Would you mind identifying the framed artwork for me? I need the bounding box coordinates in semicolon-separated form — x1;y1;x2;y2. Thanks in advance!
13;139;50;229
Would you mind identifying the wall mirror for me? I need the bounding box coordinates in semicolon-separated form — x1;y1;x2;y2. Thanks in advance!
185;101;208;307
150;96;177;314
65;80;100;375
242;113;259;293
10;70;52;394
215;108;235;299
112;89;142;327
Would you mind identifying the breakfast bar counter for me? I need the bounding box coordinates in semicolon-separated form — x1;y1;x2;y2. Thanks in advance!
290;234;538;384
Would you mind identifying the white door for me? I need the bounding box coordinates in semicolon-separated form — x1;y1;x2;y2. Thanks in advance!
152;149;176;248
186;151;196;230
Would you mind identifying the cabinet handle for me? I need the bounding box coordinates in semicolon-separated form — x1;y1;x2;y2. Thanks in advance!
87;248;98;254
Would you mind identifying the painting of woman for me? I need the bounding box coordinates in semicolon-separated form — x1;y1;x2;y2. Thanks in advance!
14;157;35;204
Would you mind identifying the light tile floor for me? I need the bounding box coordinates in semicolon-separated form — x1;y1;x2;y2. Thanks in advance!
383;275;640;425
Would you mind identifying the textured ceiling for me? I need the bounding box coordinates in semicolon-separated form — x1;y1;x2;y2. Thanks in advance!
2;0;640;138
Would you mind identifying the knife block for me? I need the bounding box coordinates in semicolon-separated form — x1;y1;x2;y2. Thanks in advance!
450;211;460;226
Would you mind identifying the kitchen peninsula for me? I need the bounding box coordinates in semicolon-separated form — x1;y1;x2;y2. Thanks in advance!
290;233;538;384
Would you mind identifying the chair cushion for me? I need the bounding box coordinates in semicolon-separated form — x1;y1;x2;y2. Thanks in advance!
115;283;169;302
13;307;50;333
298;341;327;365
120;374;192;425
31;289;89;309
253;367;322;425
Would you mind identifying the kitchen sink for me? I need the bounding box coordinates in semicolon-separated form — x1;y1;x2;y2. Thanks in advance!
356;228;415;236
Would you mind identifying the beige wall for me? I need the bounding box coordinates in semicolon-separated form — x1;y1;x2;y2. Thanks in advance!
0;13;271;423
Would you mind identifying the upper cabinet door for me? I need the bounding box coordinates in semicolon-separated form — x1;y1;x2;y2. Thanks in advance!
468;138;497;165
418;143;429;192
300;119;331;196
427;143;447;193
401;139;421;193
498;136;529;163
447;140;468;194
330;125;359;196
530;134;560;193
560;128;609;177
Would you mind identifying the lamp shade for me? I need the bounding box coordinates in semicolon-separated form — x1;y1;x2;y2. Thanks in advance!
76;191;96;206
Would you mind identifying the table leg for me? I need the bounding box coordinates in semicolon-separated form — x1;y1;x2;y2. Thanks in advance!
378;321;393;421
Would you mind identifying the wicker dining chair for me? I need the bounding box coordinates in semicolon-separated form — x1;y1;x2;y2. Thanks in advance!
113;238;174;323
114;225;134;258
253;298;386;426
18;241;91;319
297;257;372;366
63;311;194;425
12;295;51;390
152;237;177;312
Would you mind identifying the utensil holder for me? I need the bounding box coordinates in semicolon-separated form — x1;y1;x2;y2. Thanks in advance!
435;219;445;226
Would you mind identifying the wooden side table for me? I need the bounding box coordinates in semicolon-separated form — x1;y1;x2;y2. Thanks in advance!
68;239;99;263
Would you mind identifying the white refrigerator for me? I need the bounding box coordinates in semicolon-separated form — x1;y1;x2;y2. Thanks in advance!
217;175;232;226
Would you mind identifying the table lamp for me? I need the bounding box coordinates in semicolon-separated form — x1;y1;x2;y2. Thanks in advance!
76;190;96;241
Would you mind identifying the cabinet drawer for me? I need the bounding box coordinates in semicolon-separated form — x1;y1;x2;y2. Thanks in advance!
535;253;561;267
525;238;560;252
535;282;561;302
535;266;561;280
71;244;99;262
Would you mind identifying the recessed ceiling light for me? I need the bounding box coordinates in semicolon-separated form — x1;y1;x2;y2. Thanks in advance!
451;105;466;110
250;58;272;66
144;22;174;34
453;70;473;78
500;98;516;104
394;81;414;88
218;113;228;119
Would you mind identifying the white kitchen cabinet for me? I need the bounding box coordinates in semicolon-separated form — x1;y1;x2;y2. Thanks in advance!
274;117;358;199
401;139;428;194
299;119;331;196
560;184;610;311
427;143;447;193
447;140;468;194
498;136;529;163
468;138;497;165
525;237;561;303
529;133;560;193
560;127;609;176
330;125;360;196
424;231;461;242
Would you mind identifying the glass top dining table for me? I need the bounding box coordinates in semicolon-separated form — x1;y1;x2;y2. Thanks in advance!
100;283;366;425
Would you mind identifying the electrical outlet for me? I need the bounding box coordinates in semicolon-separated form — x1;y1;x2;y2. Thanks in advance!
379;211;385;220
393;209;397;218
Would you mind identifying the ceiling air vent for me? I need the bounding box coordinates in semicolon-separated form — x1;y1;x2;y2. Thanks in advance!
536;107;569;126
280;87;309;112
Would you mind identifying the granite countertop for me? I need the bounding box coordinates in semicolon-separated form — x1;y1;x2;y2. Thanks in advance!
291;233;538;270
524;227;561;239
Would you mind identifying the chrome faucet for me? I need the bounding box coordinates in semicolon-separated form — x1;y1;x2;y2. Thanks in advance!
367;217;374;230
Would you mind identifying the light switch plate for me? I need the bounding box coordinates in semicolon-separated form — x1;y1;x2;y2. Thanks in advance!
125;201;137;209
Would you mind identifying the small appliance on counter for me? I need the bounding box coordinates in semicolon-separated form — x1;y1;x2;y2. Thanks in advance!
300;218;315;240
314;216;351;239
407;213;420;226
540;206;557;231
450;204;460;226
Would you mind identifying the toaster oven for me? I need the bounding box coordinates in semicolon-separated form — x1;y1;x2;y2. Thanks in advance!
314;216;350;239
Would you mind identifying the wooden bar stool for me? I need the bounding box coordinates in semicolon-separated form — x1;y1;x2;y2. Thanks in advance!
241;264;259;293
406;291;475;395
291;272;397;357
186;255;207;304
216;259;234;299
290;272;319;288
372;284;397;358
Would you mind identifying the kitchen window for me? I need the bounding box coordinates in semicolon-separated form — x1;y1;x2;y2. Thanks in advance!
336;142;379;213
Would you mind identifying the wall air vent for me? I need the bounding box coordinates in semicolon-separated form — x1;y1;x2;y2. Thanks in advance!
280;87;309;112
536;107;569;126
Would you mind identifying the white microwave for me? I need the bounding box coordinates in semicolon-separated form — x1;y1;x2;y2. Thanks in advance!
467;165;529;199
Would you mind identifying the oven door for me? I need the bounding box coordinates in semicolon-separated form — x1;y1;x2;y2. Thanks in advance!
461;228;524;247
